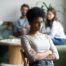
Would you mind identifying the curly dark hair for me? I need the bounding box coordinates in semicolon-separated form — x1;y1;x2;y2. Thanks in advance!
26;7;45;24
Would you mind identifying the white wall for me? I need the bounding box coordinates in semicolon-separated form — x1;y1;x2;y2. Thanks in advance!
0;0;20;22
0;0;64;24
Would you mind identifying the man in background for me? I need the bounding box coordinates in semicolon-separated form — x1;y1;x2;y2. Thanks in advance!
14;4;30;37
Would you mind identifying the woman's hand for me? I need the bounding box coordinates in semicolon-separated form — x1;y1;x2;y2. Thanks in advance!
48;50;52;55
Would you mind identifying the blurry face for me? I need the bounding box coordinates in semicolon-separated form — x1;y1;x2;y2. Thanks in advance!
30;17;43;32
21;6;29;17
3;22;12;29
47;11;55;20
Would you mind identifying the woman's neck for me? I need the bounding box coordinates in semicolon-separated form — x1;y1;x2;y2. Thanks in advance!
29;31;40;36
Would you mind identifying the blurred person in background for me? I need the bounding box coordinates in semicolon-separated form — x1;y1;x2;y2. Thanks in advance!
46;7;66;45
14;4;30;37
0;21;14;63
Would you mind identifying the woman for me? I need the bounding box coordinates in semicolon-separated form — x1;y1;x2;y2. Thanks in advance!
21;7;59;66
46;7;66;45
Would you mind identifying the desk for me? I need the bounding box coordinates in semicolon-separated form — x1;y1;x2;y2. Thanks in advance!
0;39;24;65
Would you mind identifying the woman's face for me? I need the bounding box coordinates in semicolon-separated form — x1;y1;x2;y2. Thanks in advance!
47;11;55;20
30;17;43;32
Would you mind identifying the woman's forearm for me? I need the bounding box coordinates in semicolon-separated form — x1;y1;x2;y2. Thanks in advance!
26;49;52;62
46;53;59;60
36;50;52;60
46;54;56;60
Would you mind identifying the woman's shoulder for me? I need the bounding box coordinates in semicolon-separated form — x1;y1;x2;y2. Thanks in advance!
53;20;61;25
42;33;50;39
21;35;29;38
52;20;63;28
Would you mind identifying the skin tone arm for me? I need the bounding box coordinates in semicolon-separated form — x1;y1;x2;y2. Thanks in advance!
30;48;52;60
30;46;59;61
45;54;57;60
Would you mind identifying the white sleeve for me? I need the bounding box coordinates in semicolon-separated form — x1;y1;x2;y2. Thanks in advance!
21;35;40;62
49;37;59;59
50;22;58;39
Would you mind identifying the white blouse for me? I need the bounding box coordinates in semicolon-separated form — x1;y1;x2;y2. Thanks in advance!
21;34;59;61
50;20;66;39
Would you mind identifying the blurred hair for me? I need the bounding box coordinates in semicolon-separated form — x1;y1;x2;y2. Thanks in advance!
46;7;57;27
21;4;29;10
